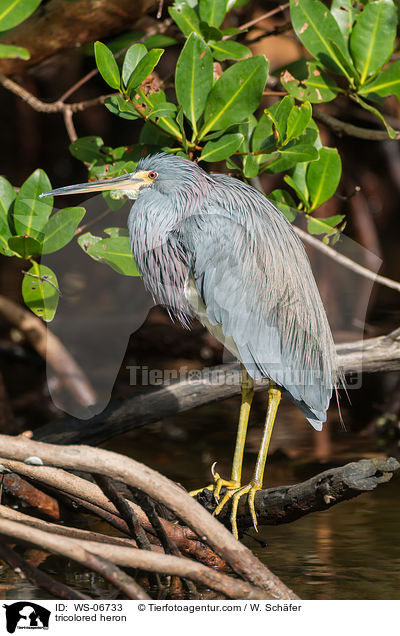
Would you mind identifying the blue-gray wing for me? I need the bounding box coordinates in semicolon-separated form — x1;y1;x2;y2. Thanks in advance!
179;200;338;429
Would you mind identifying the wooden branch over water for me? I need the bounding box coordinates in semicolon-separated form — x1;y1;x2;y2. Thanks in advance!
196;457;400;531
33;327;400;447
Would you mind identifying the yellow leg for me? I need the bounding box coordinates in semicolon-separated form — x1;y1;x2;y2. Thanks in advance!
189;366;254;499
215;382;281;538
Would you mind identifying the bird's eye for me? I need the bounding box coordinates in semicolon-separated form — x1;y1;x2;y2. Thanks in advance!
148;171;158;180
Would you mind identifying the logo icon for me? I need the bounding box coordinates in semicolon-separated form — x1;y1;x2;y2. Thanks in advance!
3;602;50;633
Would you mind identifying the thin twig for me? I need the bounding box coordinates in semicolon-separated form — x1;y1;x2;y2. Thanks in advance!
245;22;293;44
59;18;173;102
250;176;400;294
294;226;400;293
237;3;290;32
21;271;62;296
314;108;400;141
129;487;198;594
93;474;162;588
0;73;115;114
157;0;164;19
63;107;78;143
0;504;139;548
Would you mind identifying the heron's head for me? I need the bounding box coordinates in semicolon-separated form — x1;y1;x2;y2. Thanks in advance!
39;153;212;202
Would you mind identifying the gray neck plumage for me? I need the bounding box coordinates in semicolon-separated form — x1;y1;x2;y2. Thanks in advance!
128;187;196;321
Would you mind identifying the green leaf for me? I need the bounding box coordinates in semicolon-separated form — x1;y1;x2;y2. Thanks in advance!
237;114;257;151
127;49;164;92
69;136;105;162
289;0;354;78
200;55;268;137
329;38;358;82
284;162;310;207
307;214;345;235
0;43;30;60
252;113;273;152
281;60;340;103
169;3;201;36
200;22;223;41
103;227;129;238
350;0;397;84
330;0;354;41
87;237;140;276
22;263;59;322
269;189;297;221
0;177;16;256
265;96;294;145
359;61;400;99
105;96;140;120
263;144;318;173
242;153;259;177
306;147;341;210
41;207;85;254
14;169;53;238
351;93;396;138
175;33;213;135
143;34;177;49
77;232;102;255
132;90;182;139
285;102;312;142
226;0;248;7
0;0;41;30
122;44;147;87
209;40;251;61
200;133;243;161
94;41;121;90
199;0;227;27
8;235;42;258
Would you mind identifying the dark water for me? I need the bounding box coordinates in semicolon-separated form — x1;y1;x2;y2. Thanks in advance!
1;396;399;600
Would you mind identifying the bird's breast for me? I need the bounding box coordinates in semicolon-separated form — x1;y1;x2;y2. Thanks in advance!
184;276;240;359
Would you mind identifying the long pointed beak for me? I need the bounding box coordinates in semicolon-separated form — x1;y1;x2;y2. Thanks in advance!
39;173;144;198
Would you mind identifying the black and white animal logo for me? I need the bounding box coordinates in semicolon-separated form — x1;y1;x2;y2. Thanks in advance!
3;602;50;633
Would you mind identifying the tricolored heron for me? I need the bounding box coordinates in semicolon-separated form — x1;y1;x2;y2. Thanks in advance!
41;153;338;538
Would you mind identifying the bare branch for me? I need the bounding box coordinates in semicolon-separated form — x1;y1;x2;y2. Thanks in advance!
293;226;400;294
250;175;400;295
196;457;399;530
314;108;400;141
30;326;400;448
0;504;139;548
2;472;60;520
236;3;290;33
0;73;116;113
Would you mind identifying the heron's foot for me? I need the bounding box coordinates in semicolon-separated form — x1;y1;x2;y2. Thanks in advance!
189;464;241;503
189;463;240;502
214;482;261;539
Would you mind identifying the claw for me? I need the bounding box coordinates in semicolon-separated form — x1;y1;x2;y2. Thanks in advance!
216;482;261;539
190;468;261;539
